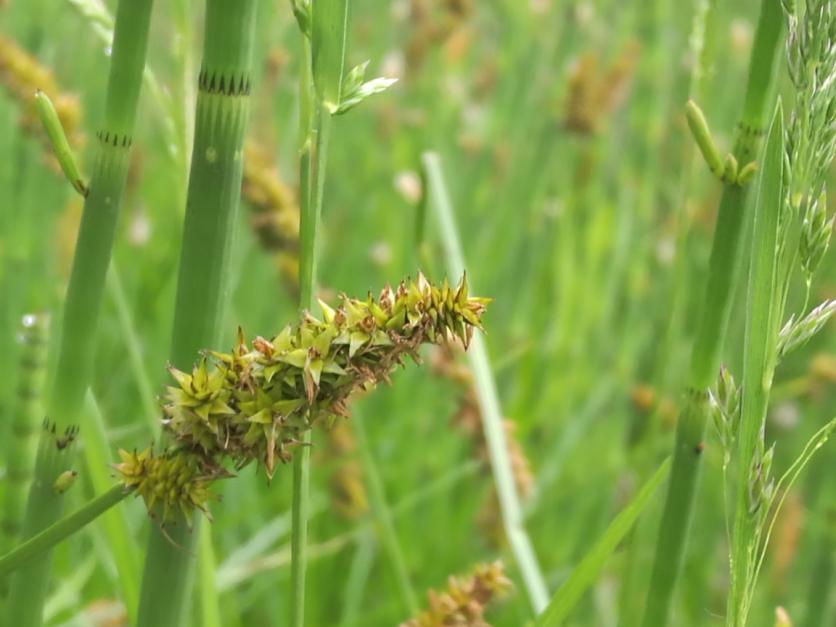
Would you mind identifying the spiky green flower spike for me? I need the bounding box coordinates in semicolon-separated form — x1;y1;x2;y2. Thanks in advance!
164;273;489;478
114;447;226;526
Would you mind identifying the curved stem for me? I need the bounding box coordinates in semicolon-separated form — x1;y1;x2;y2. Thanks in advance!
0;484;128;579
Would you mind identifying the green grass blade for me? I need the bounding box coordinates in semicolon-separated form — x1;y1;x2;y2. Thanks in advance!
312;0;349;112
536;457;671;626
728;101;784;627
82;391;141;620
422;150;550;613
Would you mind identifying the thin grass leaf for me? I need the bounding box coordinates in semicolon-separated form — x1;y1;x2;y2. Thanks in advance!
536;457;671;626
728;101;785;627
312;0;349;112
422;150;550;613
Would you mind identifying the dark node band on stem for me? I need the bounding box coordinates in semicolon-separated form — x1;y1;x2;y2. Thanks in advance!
198;69;252;96
95;130;133;148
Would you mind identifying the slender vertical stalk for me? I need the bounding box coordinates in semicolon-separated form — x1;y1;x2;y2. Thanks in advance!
619;4;720;623
1;314;48;557
640;2;784;624
291;29;317;627
7;2;154;625
422;151;550;613
291;3;347;623
135;2;258;625
1;314;49;607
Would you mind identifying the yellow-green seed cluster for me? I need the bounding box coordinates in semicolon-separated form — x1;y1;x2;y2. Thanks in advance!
164;273;488;477
116;274;488;522
114;448;224;526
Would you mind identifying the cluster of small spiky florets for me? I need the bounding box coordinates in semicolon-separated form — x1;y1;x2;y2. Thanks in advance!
114;447;226;526
161;273;488;479
401;561;511;627
114;275;488;522
0;35;83;170
115;275;487;524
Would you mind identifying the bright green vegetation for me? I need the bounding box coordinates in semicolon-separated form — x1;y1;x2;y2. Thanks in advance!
2;0;836;626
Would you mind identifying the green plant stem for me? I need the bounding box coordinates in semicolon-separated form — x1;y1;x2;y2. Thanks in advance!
7;2;153;624
422;151;550;613
291;0;343;619
291;93;332;627
135;2;257;625
198;525;221;627
0;484;128;579
1;314;48;556
291;31;316;627
640;2;784;624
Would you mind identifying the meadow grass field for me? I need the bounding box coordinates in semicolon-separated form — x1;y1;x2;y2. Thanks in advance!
1;0;835;625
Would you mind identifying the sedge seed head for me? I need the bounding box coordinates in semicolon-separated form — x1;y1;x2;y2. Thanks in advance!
162;273;489;479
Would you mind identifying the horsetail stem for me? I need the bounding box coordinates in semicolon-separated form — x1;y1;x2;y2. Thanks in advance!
640;1;784;624
135;2;257;625
1;314;48;562
6;2;153;624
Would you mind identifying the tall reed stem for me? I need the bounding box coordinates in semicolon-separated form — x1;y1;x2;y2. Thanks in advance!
7;2;153;624
291;2;347;623
423;151;550;613
135;2;258;625
640;1;784;624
